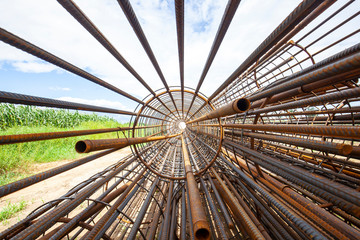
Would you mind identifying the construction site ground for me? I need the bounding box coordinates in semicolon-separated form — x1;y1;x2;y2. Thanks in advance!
0;147;132;231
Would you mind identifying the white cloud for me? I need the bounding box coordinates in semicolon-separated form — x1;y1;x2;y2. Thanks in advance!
1;0;358;101
12;61;58;73
56;96;131;111
0;0;298;97
49;86;71;91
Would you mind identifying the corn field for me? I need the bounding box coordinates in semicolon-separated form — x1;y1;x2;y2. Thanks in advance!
0;104;118;130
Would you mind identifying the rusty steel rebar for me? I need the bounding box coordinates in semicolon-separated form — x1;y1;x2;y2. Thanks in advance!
0;148;120;198
226;130;353;155
0;28;143;104
248;43;360;102
76;133;180;153
117;0;181;117
0;125;163;145
186;0;241;119
181;135;210;240
249;87;360;116
209;0;323;101
57;0;156;96
200;122;360;139
2;1;360;239
175;0;185;116
231;155;360;239
187;98;250;124
211;169;266;240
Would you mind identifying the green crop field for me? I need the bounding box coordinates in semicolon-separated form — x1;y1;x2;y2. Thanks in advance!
0;104;130;185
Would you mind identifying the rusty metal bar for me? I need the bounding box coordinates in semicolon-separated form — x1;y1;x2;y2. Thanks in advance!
0;125;163;145
3;1;360;239
211;169;266;240
222;138;360;216
76;133;180;153
200;123;360;140
83;168;147;239
216;151;328;239
0;90;168;122
0;148;119;198
209;0;323;101
9;155;139;239
186;0;241;119
187;97;250;124
0;90;136;115
117;0;181;117
57;0;156;96
236;130;353;156
175;0;185;116
248;43;360;102
181;134;210;240
233;156;360;239
0;28;143;104
249;87;360;116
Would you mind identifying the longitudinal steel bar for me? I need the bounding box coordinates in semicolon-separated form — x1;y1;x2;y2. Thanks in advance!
222;138;360;216
211;169;265;240
0;91;167;122
181;134;210;240
0;128;123;145
175;0;185;116
83;168;147;239
0;148;119;198
187;97;250;124
248;43;360;102
0;125;163;145
10;155;138;240
249;87;360;116
57;0;156;96
127;176;161;239
0;28;143;104
201;140;328;239
230;153;360;240
234;131;353;156
221;123;360;140
0;90;135;115
3;1;360;239
57;0;179;121
208;0;323;101
260;106;360;117
186;0;241;119
76;133;180;153
117;0;181;117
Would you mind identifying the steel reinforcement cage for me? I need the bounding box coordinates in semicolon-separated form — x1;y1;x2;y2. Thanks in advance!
1;0;360;239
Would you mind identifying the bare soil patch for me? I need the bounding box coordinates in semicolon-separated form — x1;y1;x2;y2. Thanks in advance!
0;147;132;231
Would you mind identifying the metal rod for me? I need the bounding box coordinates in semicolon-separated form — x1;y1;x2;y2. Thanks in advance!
0;28;143;104
186;0;241;119
209;0;323;101
117;0;181;117
181;134;210;240
75;133;180;153
187;98;250;124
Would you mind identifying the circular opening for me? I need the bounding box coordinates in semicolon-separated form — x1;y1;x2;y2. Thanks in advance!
75;141;87;153
236;98;251;112
196;228;210;240
178;121;187;130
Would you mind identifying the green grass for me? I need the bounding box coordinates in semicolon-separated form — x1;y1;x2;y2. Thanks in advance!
0;200;27;222
0;121;130;185
0;104;131;185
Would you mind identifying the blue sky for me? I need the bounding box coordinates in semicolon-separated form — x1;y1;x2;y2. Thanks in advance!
1;0;358;122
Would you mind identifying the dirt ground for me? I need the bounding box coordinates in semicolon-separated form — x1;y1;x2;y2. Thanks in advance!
0;147;133;232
